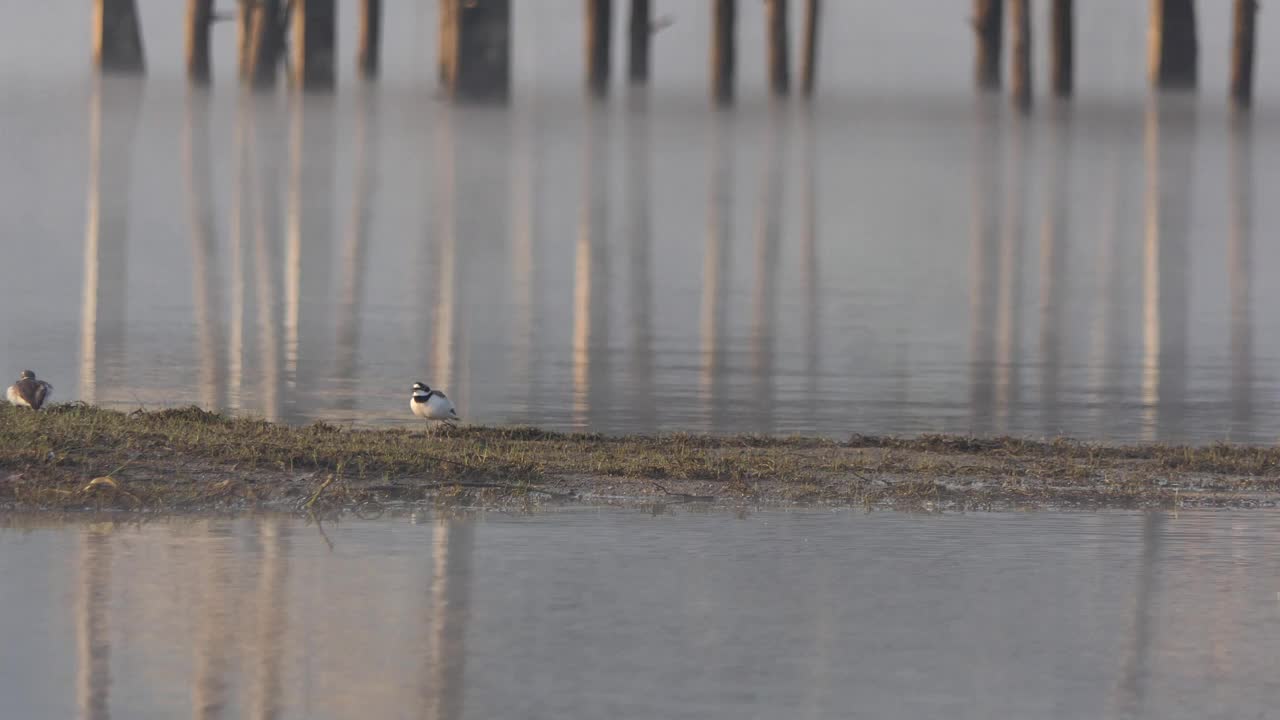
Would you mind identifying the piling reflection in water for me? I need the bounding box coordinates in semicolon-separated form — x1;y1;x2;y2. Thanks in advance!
433;109;460;406
192;519;233;720
508;92;541;423
335;89;376;412
246;92;285;423
285;93;336;416
1038;106;1071;436
8;509;1280;716
249;516;288;720
1087;147;1139;436
799;107;820;423
53;87;1280;442
420;515;474;720
80;76;138;407
572;102;611;431
701;112;733;433
1141;96;1194;441
751;109;785;435
1228;114;1254;434
994;112;1029;434
626;91;656;429
75;526;112;720
968;96;1001;436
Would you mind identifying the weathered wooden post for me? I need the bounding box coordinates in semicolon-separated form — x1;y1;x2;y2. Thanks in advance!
1149;0;1197;90
292;0;336;90
973;0;1003;90
246;0;285;88
186;0;214;84
94;0;146;73
237;0;253;79
767;0;790;95
1230;0;1257;107
586;0;613;97
800;0;820;97
629;0;650;84
1051;0;1073;97
712;0;736;105
357;0;382;79
1009;0;1031;111
439;0;512;102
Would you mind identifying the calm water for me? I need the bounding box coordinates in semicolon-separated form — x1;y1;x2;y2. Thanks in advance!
3;3;1280;441
1;509;1278;719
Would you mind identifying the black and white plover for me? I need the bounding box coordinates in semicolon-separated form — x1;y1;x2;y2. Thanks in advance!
410;382;459;427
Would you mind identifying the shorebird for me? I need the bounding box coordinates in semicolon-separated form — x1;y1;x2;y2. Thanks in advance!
6;370;53;410
410;382;459;427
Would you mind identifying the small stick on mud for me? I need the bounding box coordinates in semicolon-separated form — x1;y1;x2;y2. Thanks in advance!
650;481;716;502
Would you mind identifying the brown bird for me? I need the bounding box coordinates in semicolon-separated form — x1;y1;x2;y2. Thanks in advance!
6;370;53;410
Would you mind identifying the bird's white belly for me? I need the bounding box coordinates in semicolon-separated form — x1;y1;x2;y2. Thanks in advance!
412;396;456;420
6;386;29;407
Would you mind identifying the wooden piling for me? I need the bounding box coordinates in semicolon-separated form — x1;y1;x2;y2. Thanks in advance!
1230;0;1257;108
712;0;737;105
1009;0;1031;111
1149;0;1197;90
1051;0;1073;97
439;0;513;102
973;0;1003;90
357;0;382;79
800;0;820;97
292;0;337;91
237;0;253;80
93;0;146;74
628;0;650;85
586;0;613;97
186;0;214;84
246;0;285;89
767;0;790;95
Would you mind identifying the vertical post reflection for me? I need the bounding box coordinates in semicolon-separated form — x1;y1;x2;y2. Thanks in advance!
627;91;656;429
1087;155;1135;434
246;94;283;422
994;113;1029;432
76;526;113;720
1227;114;1253;434
799;107;820;422
1113;512;1163;718
509;97;539;421
751;110;785;435
184;88;225;411
80;76;139;406
192;520;232;720
1039;106;1072;435
701;113;733;432
432;107;463;407
335;90;377;413
249;517;288;720
419;515;475;720
228;91;252;412
572;103;611;430
968;96;1002;434
1140;96;1193;441
285;93;336;421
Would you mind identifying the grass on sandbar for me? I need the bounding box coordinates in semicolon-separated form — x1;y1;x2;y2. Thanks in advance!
2;403;1279;512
